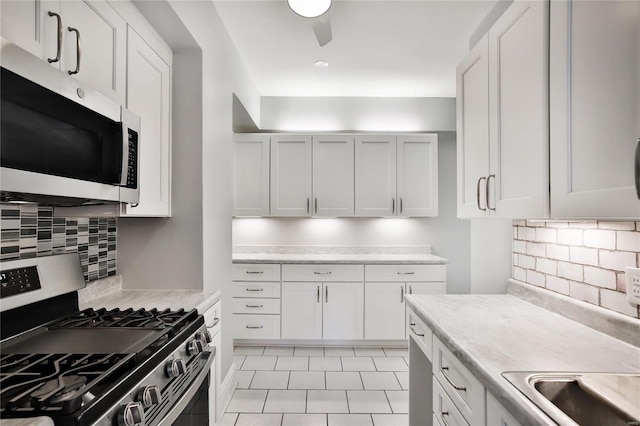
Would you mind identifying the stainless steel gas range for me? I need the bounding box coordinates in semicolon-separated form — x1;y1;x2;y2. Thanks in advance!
0;254;214;426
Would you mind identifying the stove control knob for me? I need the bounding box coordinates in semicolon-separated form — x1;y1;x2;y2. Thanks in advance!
187;339;205;355
166;358;186;378
138;385;161;408
196;330;213;344
117;402;145;426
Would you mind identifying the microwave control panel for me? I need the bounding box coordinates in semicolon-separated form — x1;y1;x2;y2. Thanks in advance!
1;266;42;299
126;129;138;189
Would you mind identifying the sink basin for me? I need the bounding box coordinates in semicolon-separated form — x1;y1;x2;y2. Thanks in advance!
502;372;640;426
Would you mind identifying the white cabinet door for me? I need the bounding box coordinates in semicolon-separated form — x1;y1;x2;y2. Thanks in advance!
59;0;127;104
364;282;406;340
271;135;312;217
121;27;172;217
313;135;354;217
355;136;397;217
322;282;364;340
1;0;60;62
488;0;549;218
281;282;323;340
456;35;490;218
550;1;640;219
486;392;523;426
397;134;438;217
233;135;270;216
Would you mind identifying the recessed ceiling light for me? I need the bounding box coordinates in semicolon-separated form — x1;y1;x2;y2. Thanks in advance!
314;60;329;68
288;0;331;18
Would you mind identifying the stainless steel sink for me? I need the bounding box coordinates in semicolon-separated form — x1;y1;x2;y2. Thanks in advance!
502;372;640;426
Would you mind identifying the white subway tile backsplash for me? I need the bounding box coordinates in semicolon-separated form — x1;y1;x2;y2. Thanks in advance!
569;246;598;266
583;229;616;250
546;244;570;261
535;228;557;243
546;276;570;295
526;242;545;257
526;270;546;287
557;262;584;282
616;231;639;252
583;266;616;289
569;281;599;305
599;250;636;271
536;258;557;275
600;289;638;317
557;229;583;246
518;255;536;270
544;221;569;228
568;222;598;229
513;240;526;254
518;227;536;241
598;222;636;231
513;266;527;282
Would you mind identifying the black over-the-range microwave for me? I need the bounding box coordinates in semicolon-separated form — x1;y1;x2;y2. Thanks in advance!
0;37;140;206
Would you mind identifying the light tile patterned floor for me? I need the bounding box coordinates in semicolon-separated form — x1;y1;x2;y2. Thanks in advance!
223;346;409;426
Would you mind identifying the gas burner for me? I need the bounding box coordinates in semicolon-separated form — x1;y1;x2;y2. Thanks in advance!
31;374;87;405
51;307;190;329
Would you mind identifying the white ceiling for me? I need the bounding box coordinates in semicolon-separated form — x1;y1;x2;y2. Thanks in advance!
214;0;496;97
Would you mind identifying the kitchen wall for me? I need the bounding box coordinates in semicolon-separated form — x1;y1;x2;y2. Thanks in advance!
512;220;640;318
233;132;474;294
0;204;116;282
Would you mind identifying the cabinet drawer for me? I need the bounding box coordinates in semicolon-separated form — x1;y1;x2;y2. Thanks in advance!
203;301;221;331
233;282;281;298
366;264;446;282
233;298;281;314
407;309;433;362
233;314;280;339
233;264;281;281
282;264;364;282
432;336;485;425
433;379;470;426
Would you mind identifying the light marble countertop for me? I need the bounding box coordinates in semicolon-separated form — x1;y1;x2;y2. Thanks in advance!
79;288;221;314
0;418;54;426
233;253;448;264
404;293;640;424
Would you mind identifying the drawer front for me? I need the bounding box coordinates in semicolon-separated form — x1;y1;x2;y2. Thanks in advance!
233;298;281;314
366;264;446;282
282;264;364;282
233;263;281;281
433;336;485;425
407;309;433;362
433;379;470;426
233;314;280;339
233;282;281;298
203;301;221;331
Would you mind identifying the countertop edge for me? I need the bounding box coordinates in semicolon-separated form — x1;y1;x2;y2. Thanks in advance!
232;258;449;265
79;289;222;314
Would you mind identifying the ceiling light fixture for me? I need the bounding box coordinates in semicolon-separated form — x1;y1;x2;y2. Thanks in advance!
288;0;331;18
314;60;329;68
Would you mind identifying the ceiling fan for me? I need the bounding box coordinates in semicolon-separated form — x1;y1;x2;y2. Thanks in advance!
288;0;333;47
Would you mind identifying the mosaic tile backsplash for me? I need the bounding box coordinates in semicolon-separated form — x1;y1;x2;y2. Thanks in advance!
0;204;116;282
512;220;640;318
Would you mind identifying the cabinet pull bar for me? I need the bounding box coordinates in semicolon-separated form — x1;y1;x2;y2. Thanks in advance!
210;318;220;328
397;272;414;275
409;323;424;337
315;198;318;214
246;325;264;329
245;271;264;274
440;412;451;426
245;288;264;292
441;366;467;392
325;286;328;303
486;174;496;211
392;198;395;214
409;285;413;294
477;177;487;211
400;286;404;303
317;285;320;303
245;304;263;308
47;12;62;63
67;27;81;75
400;197;403;214
307;198;310;213
314;271;332;275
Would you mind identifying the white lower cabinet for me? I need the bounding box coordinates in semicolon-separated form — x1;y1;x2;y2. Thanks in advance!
203;300;221;425
433;379;469;426
232;264;281;340
281;282;323;339
486;391;523;426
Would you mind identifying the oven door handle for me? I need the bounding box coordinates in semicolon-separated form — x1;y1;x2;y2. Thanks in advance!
158;348;215;426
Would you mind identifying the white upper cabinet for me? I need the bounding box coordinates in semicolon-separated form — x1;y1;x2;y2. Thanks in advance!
397;135;439;217
312;135;355;217
355;135;397;217
270;135;313;216
550;0;640;219
456;35;490;218
1;0;127;105
121;27;171;217
488;0;549;218
456;0;549;219
233;135;270;216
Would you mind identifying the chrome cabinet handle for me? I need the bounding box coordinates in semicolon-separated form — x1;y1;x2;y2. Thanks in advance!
440;411;450;426
400;197;403;214
392;198;395;214
476;177;487;211
314;271;332;275
246;325;264;329
245;288;264;292
325;286;328;303
397;272;414;275
409;285;413;294
400;286;404;303
67;27;81;75
441;366;467;392
409;323;424;337
245;271;264;274
317;285;320;303
306;198;310;213
315;198;318;214
47;12;62;63
245;304;263;308
486;174;496;211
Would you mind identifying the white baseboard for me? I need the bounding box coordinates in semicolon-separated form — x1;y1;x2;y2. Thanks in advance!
218;362;238;419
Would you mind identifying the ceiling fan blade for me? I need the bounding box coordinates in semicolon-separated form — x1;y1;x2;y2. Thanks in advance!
311;13;332;47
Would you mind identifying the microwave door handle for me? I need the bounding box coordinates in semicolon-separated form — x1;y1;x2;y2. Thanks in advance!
120;122;130;186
